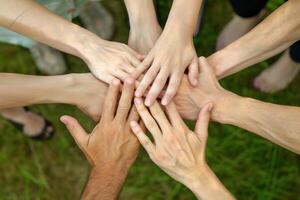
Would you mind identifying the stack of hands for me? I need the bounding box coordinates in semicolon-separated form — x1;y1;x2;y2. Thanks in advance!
61;68;234;200
58;0;235;197
1;0;300;199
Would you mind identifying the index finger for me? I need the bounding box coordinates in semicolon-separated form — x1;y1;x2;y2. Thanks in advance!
115;78;135;123
101;80;120;122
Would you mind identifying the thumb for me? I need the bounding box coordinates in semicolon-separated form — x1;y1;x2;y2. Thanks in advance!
194;103;213;143
198;56;214;76
60;115;88;149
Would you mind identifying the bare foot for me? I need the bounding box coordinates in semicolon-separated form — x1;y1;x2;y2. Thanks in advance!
1;107;54;139
216;12;263;51
253;51;300;93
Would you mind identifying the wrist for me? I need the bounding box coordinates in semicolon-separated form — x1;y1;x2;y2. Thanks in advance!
211;91;246;126
185;164;234;200
91;161;130;181
35;74;76;105
208;47;245;79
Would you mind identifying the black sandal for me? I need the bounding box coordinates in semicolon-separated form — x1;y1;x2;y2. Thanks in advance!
7;107;55;141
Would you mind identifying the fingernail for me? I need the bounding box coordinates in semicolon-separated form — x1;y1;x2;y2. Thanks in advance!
193;78;198;85
161;97;168;105
207;103;213;111
144;98;151;107
135;90;142;97
126;78;134;85
60;116;68;125
134;97;143;105
130;121;137;127
113;79;120;85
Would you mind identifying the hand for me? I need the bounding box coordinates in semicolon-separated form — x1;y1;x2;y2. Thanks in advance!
81;36;143;84
133;30;199;106
130;99;212;186
60;78;140;169
174;57;229;120
130;100;235;200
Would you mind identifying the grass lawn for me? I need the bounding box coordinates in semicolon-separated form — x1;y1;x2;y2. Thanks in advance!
0;0;299;199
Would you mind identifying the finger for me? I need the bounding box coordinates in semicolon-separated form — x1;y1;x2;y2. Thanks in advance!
60;115;88;149
149;101;171;133
130;121;155;154
139;120;147;133
135;63;160;98
195;103;213;142
112;69;130;81
127;105;139;122
165;102;185;128
144;68;169;107
188;57;199;86
131;55;153;79
115;78;135;122
101;80;121;121
134;97;162;143
161;73;182;106
198;56;214;75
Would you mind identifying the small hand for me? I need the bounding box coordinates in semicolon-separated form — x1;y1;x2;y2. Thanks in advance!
82;37;143;84
61;78;140;168
133;31;199;106
130;98;212;185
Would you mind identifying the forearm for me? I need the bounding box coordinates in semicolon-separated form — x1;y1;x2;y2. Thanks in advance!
165;0;203;35
208;0;300;79
185;165;234;200
0;0;100;60
124;0;159;29
0;73;107;109
82;164;129;200
211;92;300;154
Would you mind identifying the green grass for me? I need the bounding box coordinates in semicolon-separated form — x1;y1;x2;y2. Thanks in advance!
0;0;299;199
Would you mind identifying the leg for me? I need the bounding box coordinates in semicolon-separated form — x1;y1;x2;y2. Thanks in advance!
253;41;300;93
1;107;54;140
216;0;268;50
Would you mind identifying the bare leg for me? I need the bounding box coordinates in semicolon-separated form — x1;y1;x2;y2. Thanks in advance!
216;12;264;51
1;107;53;138
253;50;300;93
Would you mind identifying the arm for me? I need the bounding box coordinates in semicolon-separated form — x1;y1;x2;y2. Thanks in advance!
60;79;140;200
124;0;162;54
208;0;300;79
131;0;203;106
130;100;234;200
0;0;142;83
0;73;107;121
174;57;300;154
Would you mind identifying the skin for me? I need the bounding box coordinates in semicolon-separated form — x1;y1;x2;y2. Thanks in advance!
0;0;142;84
130;100;235;200
8;61;296;155
0;73;107;121
208;0;300;79
125;0;202;106
60;79;142;200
